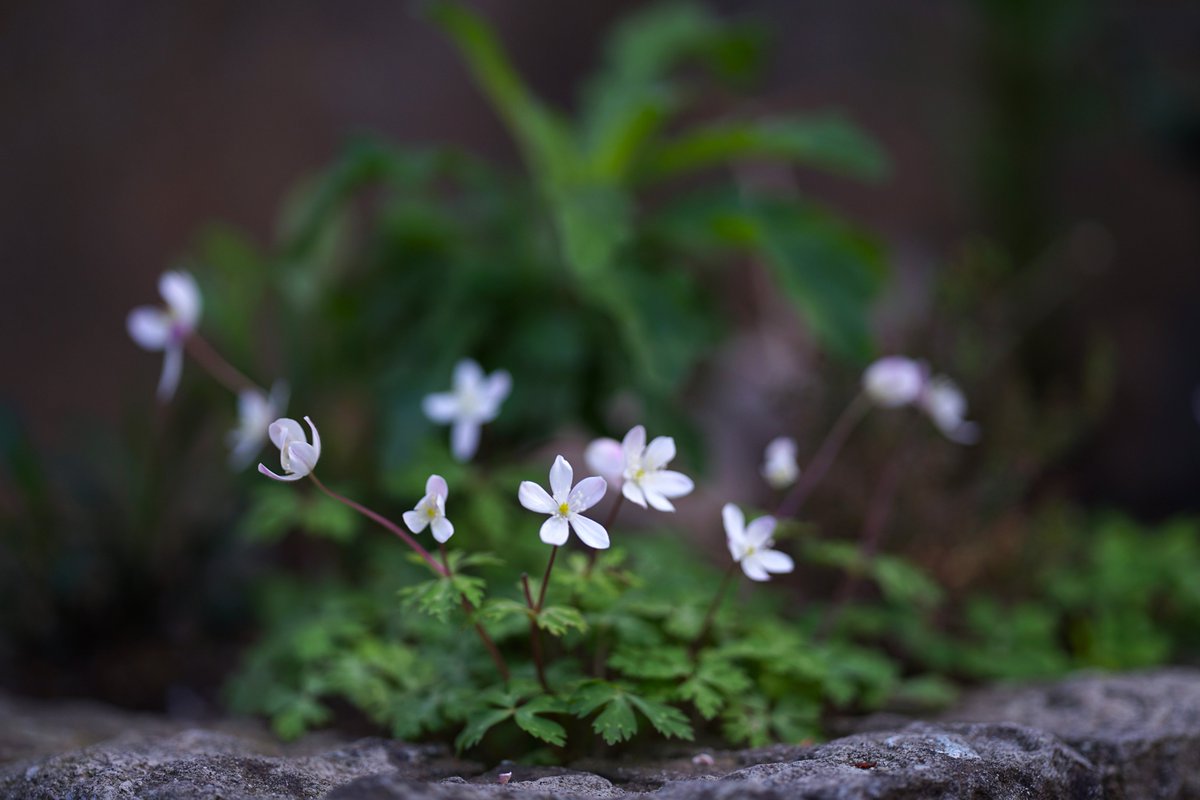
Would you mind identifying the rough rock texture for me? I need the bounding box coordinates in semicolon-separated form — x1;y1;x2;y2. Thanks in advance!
2;668;1198;799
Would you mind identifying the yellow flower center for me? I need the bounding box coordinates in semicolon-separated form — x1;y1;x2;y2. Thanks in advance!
558;502;570;516
426;505;437;518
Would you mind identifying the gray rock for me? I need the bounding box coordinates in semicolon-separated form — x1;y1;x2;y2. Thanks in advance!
942;668;1200;799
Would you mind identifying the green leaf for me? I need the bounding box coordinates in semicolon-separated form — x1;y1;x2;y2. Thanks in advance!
592;695;639;745
454;707;512;751
569;681;691;745
399;577;463;623
609;645;692;680
513;696;568;747
627;694;694;740
536;605;588;637
677;654;752;719
639;116;887;183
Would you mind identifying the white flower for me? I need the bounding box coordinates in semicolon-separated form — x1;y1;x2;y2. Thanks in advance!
422;359;512;462
584;437;625;485
723;503;794;582
862;356;926;408
761;437;799;489
258;416;321;482
126;270;202;401
402;474;455;543
227;381;289;470
518;455;609;549
919;375;980;444
598;425;695;511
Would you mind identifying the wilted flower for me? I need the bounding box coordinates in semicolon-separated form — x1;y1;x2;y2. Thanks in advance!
227;381;289;470
723;503;794;582
761;436;799;489
423;359;511;462
919;375;980;444
258;416;321;482
402;474;455;543
862;356;926;408
586;425;694;512
518;455;609;549
126;270;202;401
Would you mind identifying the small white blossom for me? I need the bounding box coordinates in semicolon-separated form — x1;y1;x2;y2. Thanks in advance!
723;503;794;582
518;455;609;549
422;359;511;462
584;437;625;485
919;375;980;444
258;416;321;482
126;270;202;401
402;474;455;543
761;436;799;489
227;381;289;470
596;425;694;511
862;356;926;408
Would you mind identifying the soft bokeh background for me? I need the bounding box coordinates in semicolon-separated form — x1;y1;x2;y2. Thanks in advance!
2;0;1199;718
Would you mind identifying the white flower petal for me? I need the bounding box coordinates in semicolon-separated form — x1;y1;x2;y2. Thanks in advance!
721;503;745;541
756;549;794;574
127;307;171;350
863;356;926;408
569;513;610;550
568;476;607;513
426;474;449;500
549;455;573;500
286;442;319;477
622;480;647;508
159;270;201;329
727;532;746;563
454;358;485;392
451;419;481;462
269;418;305;452
431;516;454;544
643;436;676;471
422;392;459;423
157;344;184;402
403;510;429;533
621;425;646;461
483;369;511;412
744;516;777;549
642;485;676;512
539;515;570;546
740;555;771;582
258;463;306;482
585;438;624;482
640;469;693;499
518;481;557;514
303;416;321;460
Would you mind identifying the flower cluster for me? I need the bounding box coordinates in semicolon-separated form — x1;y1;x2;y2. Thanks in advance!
862;355;979;443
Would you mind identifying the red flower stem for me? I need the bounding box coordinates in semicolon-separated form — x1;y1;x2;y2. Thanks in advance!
775;392;871;519
307;473;447;577
522;573;551;692
690;561;739;657
184;334;261;395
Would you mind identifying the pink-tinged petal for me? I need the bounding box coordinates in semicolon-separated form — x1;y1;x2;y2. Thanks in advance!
422;392;459;423
569;513;610;550
518;481;557;514
269;418;304;452
744;515;777;549
621;480;647;508
585;438;624;482
642;485;676;512
721;503;745;542
258;463;306;482
451;420;481;462
159;270;201;329
756;549;794;574
431;516;454;544
549;455;573;500
643;436;676;471
156;344;184;402
740;556;771;582
127;307;170;350
286;442;319;476
453;358;484;392
568;476;607;513
303;416;321;459
426;474;449;500
640;470;693;499
621;425;646;460
539;516;569;546
403;510;429;533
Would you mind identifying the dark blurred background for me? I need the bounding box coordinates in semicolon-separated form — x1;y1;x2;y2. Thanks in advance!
1;0;1199;713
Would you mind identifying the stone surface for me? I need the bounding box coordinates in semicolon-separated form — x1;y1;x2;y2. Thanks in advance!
2;668;1199;799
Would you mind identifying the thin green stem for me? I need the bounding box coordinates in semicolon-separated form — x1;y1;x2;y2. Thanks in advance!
690;561;739;656
775;392;871;519
522;573;550;692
